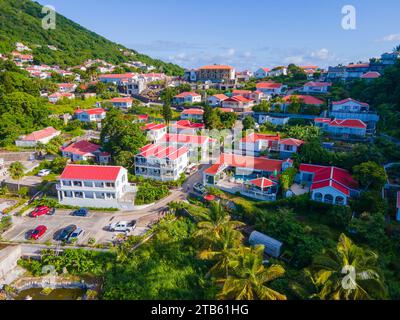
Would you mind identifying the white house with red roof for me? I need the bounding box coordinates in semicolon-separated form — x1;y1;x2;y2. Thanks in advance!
315;118;367;138
48;92;75;103
282;95;324;107
142;123;168;142
61;140;110;164
279;138;305;158
57;164;135;209
57;83;77;93
135;144;189;181
158;133;215;161
180;108;204;121
254;68;271;79
256;82;285;95
331;98;370;113
111;97;133;109
173;92;202;105
203;153;293;201
169;120;205;135
208;94;229;107
75;108;106;123
239;133;281;155
98;73;135;85
15;127;61;148
302;81;332;94
221;95;255;113
396;192;400;221
360;72;381;81
268;66;288;77
298;164;359;206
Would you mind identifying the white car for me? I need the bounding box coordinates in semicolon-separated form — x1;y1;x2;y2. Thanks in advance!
193;183;206;194
37;169;51;177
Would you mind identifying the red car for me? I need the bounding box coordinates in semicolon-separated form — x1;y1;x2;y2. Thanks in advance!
30;206;55;218
30;225;47;240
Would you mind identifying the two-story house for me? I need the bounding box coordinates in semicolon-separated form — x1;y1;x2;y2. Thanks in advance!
302;82;332;94
315;118;367;138
256;82;285;95
57;164;135;209
74;108;106;123
173;92;202;105
110;97;133;109
180;108;204;121
135;144;189;181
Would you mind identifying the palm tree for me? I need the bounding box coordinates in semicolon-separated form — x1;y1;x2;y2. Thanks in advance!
194;202;245;245
8;161;25;191
217;245;287;300
306;233;387;300
198;225;244;277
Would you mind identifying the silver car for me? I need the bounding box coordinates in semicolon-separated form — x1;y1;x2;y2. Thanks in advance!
67;227;84;243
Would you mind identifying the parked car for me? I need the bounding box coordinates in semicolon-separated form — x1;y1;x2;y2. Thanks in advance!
193;183;206;194
58;225;77;242
30;206;55;218
30;225;47;240
37;169;51;177
72;208;89;217
67;228;85;243
186;164;199;175
108;220;137;232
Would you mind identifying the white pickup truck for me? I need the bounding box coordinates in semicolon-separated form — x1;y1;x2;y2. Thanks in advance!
108;220;137;232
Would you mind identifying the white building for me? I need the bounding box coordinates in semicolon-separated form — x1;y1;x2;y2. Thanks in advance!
256;82;285;95
302;81;332;94
61;140;110;164
173;92;202;105
142;123;168;142
48;92;75;103
57;165;135;209
315;118;367;138
135;144;189;181
298;164;359;206
15;127;61;148
74;108;106;123
279;138;305;158
180;108;204;121
111;97;133;109
268;67;288;77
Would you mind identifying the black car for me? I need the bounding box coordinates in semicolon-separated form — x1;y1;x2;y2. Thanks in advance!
58;225;77;241
72;208;89;217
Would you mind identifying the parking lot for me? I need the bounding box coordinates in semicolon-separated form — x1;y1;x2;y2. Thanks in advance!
2;208;153;246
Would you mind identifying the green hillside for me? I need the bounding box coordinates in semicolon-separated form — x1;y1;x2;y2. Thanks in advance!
0;0;183;75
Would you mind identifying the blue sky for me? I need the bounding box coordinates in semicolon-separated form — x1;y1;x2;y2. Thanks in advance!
37;0;400;70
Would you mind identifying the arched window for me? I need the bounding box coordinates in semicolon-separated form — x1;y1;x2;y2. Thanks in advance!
314;192;323;202
324;194;334;204
335;196;345;205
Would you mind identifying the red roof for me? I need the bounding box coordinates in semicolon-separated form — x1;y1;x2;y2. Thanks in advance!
199;65;233;70
218;108;234;113
137;115;149;120
205;154;283;175
256;82;283;89
280;138;305;147
283;95;324;105
332;98;369;107
347;63;370;69
158;133;210;145
232;89;252;95
99;73;135;79
175;92;201;98
241;133;281;143
301;65;318;70
300;164;358;195
61;140;101;156
304;81;332;87
75;108;105;116
60;165;123;181
224;95;253;103
361;72;381;79
204;194;216;202
143;123;167;131
138;144;188;161
212;94;229;101
22;127;59;141
182;108;204;115
248;177;275;189
58;83;75;88
314;118;332;123
111;97;133;103
174;120;205;130
261;68;270;72
329;119;367;129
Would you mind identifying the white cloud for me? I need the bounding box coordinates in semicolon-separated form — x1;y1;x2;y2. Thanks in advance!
311;48;333;60
379;34;400;42
283;55;305;64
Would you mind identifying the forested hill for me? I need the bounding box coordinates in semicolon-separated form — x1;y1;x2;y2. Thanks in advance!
0;0;183;75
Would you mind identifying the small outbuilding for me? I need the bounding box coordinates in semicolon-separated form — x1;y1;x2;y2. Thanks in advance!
249;231;283;258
